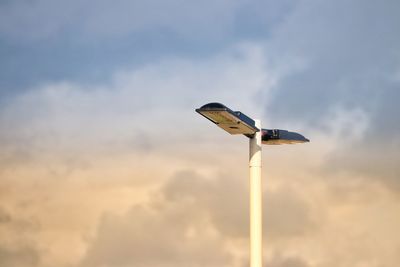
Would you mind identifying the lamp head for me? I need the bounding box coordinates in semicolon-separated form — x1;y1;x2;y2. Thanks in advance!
262;129;310;145
196;102;259;135
196;102;310;144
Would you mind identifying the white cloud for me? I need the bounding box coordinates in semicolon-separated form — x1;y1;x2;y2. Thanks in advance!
0;42;270;159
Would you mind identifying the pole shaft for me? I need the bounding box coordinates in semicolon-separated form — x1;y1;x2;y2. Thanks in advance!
249;120;262;267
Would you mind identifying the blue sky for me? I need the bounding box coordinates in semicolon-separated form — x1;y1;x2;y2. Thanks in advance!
0;0;291;93
1;1;400;267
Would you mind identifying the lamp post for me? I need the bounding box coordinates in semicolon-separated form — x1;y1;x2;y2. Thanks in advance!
196;102;309;267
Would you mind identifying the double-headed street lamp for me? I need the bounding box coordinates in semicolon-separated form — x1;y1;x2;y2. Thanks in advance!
196;102;309;267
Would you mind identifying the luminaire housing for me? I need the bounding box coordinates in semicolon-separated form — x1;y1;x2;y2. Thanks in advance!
196;102;310;145
196;102;259;135
261;129;309;145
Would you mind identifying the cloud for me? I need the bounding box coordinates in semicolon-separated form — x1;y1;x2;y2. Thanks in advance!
1;1;400;267
3;31;397;266
261;0;400;191
0;0;242;42
80;169;315;267
0;207;40;267
0;246;40;267
0;44;272;267
0;0;294;43
163;170;315;240
266;254;308;267
0;0;294;95
0;42;269;165
324;139;400;191
0;207;11;224
80;205;232;267
246;253;309;267
263;0;400;128
266;0;400;125
80;173;233;267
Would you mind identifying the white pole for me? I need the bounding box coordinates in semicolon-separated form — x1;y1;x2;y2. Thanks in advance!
249;119;262;267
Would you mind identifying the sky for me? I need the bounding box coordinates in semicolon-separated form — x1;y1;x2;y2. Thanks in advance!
0;0;400;267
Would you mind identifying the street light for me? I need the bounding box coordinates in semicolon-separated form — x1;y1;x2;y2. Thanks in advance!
196;102;309;267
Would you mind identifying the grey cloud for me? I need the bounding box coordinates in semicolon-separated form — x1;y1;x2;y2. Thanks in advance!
263;0;400;190
0;43;267;164
0;210;41;267
240;254;309;267
264;187;314;239
162;170;249;238
0;206;38;230
265;254;309;267
324;139;400;192
80;203;232;267
80;169;315;267
0;246;40;267
0;0;293;94
0;0;290;42
162;170;315;239
80;170;233;267
266;0;400;127
0;207;11;223
0;137;35;175
0;0;292;42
